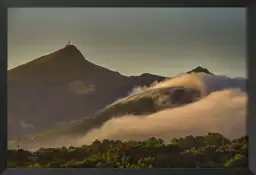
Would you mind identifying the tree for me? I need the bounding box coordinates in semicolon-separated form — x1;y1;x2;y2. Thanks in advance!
60;147;67;152
204;133;230;146
171;135;199;150
7;134;248;169
28;163;43;168
224;154;247;168
137;157;155;168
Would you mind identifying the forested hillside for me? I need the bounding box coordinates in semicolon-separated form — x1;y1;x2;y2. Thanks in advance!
8;133;248;168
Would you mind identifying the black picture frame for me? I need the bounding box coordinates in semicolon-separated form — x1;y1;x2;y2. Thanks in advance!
0;0;255;175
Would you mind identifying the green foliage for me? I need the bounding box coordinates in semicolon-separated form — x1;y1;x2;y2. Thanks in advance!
204;133;231;146
224;154;247;168
28;163;43;168
8;133;248;168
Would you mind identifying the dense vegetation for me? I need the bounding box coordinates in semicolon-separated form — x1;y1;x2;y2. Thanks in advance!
8;133;248;168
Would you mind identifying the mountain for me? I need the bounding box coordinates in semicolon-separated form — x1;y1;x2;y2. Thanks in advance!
8;44;245;149
187;66;214;75
8;86;202;150
8;45;166;140
8;70;246;150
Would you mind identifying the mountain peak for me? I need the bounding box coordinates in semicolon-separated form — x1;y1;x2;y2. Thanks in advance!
64;44;78;50
8;45;94;76
187;66;214;75
37;45;87;65
58;44;81;55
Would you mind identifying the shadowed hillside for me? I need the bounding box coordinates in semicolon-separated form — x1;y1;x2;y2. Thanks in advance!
8;45;165;140
9;87;201;150
8;70;246;150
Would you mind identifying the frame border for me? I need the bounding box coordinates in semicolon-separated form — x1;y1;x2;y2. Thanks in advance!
247;0;256;174
0;1;7;175
1;0;255;175
2;0;251;7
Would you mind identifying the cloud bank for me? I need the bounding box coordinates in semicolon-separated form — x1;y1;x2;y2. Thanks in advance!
78;88;247;145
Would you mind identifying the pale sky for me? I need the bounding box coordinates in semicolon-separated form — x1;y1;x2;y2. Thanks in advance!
8;8;246;77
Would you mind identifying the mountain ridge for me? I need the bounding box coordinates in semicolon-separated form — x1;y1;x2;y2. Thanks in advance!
8;45;166;140
8;71;247;150
8;44;217;141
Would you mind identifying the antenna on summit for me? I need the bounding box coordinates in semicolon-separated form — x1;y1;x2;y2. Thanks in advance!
66;37;71;47
68;37;71;45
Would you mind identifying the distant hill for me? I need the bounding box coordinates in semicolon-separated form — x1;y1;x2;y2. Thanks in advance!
8;45;165;140
187;66;214;75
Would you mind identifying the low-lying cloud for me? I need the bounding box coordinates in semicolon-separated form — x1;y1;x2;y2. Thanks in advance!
20;121;36;130
77;89;247;145
128;85;149;96
150;73;207;95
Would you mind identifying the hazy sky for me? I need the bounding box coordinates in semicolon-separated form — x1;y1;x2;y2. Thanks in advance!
8;8;246;77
